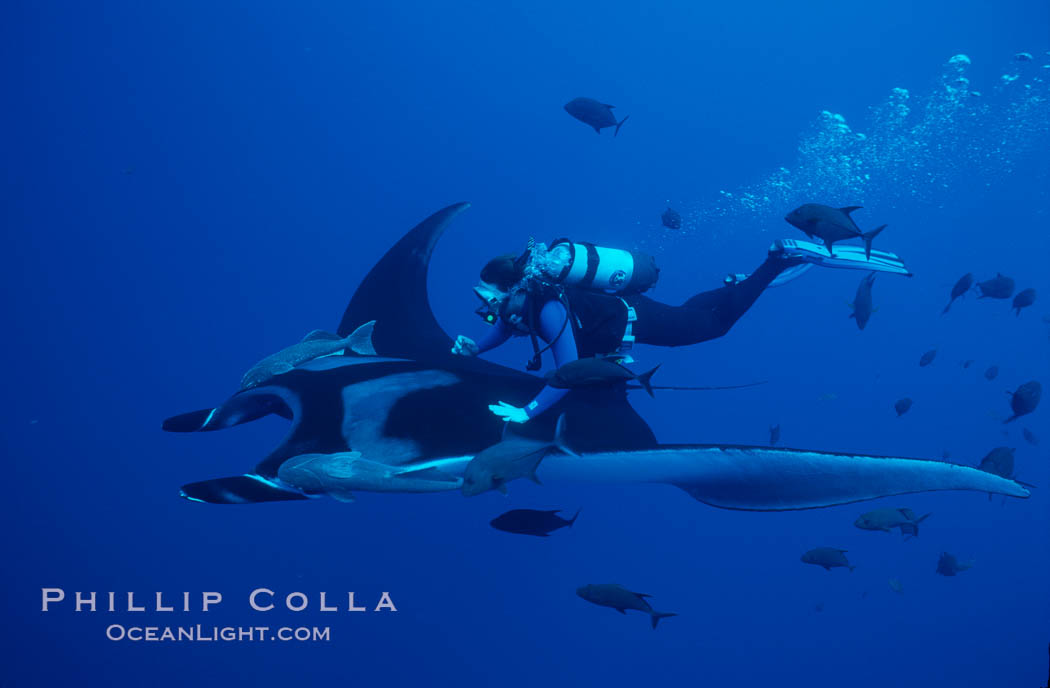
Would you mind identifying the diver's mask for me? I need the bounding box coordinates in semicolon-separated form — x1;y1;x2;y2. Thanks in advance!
473;283;504;325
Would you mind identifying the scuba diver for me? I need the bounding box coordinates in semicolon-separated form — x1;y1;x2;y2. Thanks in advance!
452;236;910;423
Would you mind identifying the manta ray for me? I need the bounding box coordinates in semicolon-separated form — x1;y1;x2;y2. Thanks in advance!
163;203;1029;508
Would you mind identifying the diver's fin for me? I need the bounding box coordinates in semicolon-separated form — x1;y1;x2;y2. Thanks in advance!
861;224;887;260
180;475;310;504
301;329;341;342
348;320;378;355
614;115;630;137
337;203;470;359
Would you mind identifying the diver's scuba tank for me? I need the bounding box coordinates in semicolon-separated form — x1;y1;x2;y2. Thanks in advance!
537;239;660;294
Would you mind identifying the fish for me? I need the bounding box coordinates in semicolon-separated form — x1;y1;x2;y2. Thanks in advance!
769;424;781;446
1004;380;1041;424
985;365;1000;381
1012;288;1036;316
462;416;575;496
849;272;877;330
976;273;1015;299
276;452;461;502
936;552;974;576
801;547;856;572
490;509;579;536
942;273;974;314
547;359;660;397
919;349;937;367
888;578;903;594
818;392;838;402
563;97;629;136
960;360;974;369
240;328;369;389
1022;427;1039;446
854;507;931;538
942;449;951;459
163;204;1030;509
575;584;677;629
783;203;887;258
661;207;682;230
978;447;1015;478
894;398;913;417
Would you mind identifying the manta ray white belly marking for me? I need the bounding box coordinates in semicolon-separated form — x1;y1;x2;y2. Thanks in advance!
340;370;461;462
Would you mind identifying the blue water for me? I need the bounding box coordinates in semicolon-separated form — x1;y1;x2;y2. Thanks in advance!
5;1;1049;685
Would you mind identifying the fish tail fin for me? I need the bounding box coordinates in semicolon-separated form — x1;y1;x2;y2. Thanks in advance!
861;224;887;260
568;510;580;527
614;114;630;137
650;611;677;630
638;364;661;397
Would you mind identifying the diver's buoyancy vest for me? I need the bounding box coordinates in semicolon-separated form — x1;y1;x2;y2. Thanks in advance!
545;239;659;295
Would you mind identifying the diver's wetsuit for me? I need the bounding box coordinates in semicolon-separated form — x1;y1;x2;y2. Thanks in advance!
475;254;797;418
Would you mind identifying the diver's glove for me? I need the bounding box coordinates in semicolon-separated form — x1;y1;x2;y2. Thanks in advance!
451;335;480;357
488;401;529;424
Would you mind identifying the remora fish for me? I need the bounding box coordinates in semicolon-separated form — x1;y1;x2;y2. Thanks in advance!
1004;381;1041;424
849;272;877;330
276;452;461;502
784;203;886;258
547;359;661;397
854;508;931;538
563;97;629;136
976;273;1015;299
942;273;974;314
240;324;375;389
490;509;579;536
462;416;575;496
575;583;677;629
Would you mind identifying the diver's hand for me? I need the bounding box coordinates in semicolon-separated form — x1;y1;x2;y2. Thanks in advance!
451;335;479;357
488;401;529;424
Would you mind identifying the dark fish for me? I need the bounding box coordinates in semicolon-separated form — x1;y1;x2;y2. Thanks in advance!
547;358;660;397
919;349;937;367
1022;427;1039;446
936;552;974;576
849;272;877;330
575;584;677;629
801;547;855;572
490;509;579;537
769;424;781;446
978;446;1015;478
563;97;629;136
661;207;682;230
813;601;824;613
984;365;999;381
854;507;931;538
783;203;886;258
1012;288;1036;316
894;398;913;416
976;273;1015;299
1004;380;1041;424
960;360;974;369
942;273;974;314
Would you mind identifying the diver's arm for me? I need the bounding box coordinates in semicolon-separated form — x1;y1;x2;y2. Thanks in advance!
522;299;575;418
475;319;513;353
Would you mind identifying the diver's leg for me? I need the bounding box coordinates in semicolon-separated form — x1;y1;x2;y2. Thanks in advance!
630;254;801;347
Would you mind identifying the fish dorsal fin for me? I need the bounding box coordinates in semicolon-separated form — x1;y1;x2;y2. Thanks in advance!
634;592;652;598
337;203;470;359
840;206;862;215
301;329;341;342
604;103;615;109
348;320;377;356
